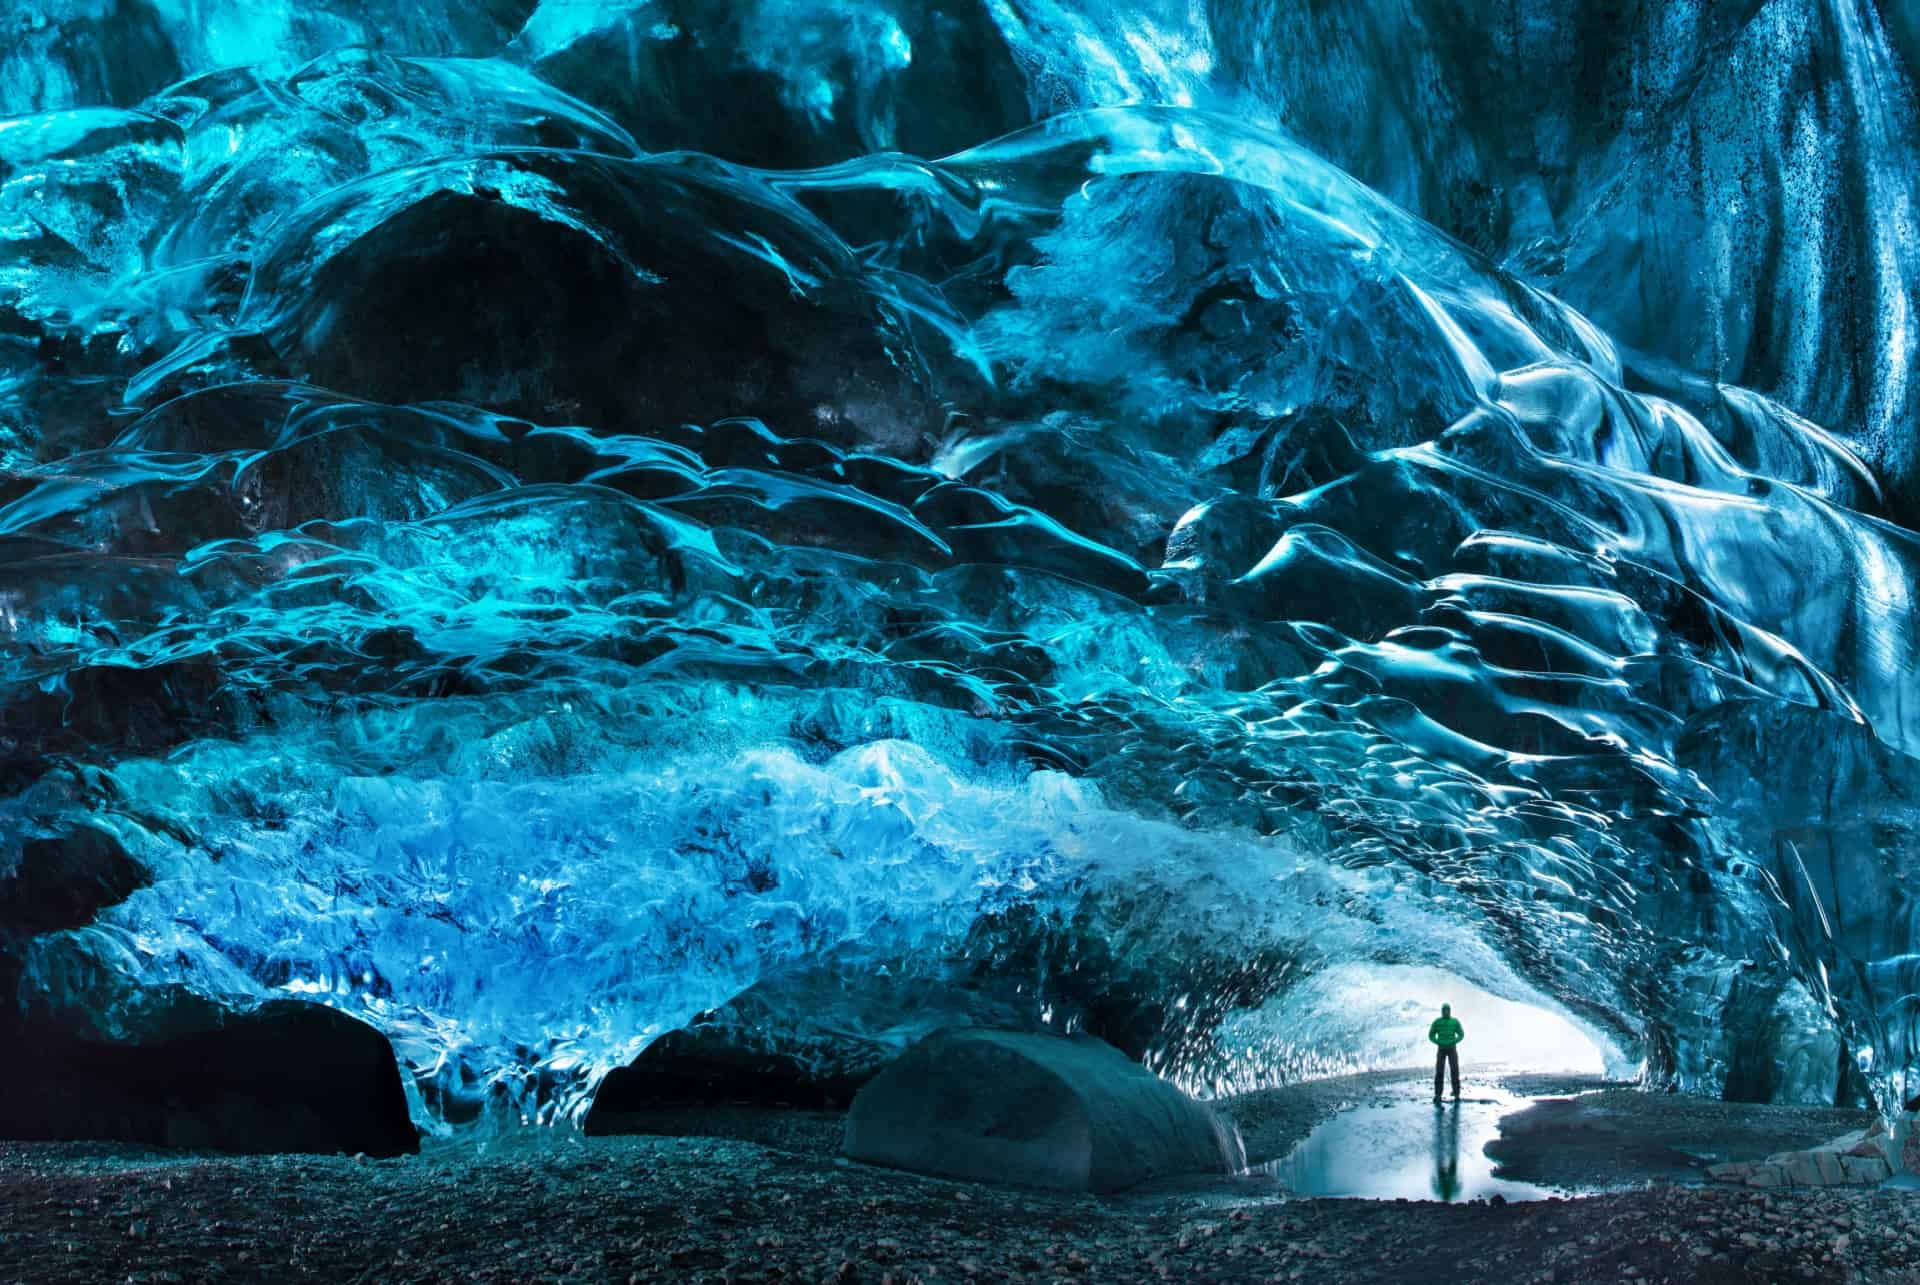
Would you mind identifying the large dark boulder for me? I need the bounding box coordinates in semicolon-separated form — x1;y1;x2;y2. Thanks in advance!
841;1028;1245;1192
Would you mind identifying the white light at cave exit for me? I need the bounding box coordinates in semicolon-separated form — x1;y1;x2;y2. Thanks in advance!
1289;963;1612;1074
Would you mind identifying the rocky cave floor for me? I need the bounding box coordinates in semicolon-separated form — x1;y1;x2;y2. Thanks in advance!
3;1072;1918;1284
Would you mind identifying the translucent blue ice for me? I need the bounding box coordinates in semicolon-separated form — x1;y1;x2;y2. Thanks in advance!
3;1;1919;1124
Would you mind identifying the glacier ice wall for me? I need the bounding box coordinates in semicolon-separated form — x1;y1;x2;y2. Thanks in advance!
3;0;1919;1126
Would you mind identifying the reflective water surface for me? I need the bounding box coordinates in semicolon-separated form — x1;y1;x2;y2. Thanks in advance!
1265;1090;1573;1203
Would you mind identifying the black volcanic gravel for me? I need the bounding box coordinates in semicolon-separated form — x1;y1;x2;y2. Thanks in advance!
2;1072;1915;1284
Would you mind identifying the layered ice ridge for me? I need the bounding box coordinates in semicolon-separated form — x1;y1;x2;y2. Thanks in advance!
3;3;1919;1122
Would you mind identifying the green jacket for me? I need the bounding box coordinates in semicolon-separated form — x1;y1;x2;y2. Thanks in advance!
1428;1011;1464;1048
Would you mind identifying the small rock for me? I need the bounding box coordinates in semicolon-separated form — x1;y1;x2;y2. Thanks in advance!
1839;1154;1890;1185
1778;1151;1823;1186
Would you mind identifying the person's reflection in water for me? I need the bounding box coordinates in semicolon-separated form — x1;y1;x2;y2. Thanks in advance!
1431;1102;1462;1200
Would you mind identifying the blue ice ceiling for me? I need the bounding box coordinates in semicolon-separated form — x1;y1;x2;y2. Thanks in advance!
3;0;1919;1127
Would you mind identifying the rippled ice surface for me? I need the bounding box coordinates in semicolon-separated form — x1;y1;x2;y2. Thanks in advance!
3;1;1920;1130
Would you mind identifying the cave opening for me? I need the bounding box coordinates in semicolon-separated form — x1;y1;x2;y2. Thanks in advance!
1212;961;1622;1089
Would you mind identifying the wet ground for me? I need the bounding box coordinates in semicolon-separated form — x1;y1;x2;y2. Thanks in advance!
1230;1070;1875;1201
1259;1087;1561;1201
1485;1087;1877;1191
1;1070;1914;1284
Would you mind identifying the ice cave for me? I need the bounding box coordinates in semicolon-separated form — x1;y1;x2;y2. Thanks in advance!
4;0;1920;1278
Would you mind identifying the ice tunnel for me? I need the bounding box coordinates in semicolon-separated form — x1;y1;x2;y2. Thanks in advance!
1214;964;1617;1085
3;0;1920;1146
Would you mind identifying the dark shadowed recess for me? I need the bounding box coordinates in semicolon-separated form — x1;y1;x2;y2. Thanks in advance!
585;1025;872;1130
0;826;417;1156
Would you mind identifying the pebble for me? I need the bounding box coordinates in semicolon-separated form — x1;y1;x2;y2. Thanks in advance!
2;1078;1916;1284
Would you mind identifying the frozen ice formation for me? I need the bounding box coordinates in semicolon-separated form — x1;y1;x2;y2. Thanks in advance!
841;1028;1246;1191
3;1;1920;1132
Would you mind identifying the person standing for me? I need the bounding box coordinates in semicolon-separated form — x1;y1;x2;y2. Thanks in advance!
1429;1003;1464;1104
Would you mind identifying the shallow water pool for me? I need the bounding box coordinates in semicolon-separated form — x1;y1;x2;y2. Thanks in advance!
1262;1090;1577;1202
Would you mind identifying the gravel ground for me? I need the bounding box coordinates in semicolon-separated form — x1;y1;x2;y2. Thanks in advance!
1486;1088;1877;1189
3;1072;1917;1284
